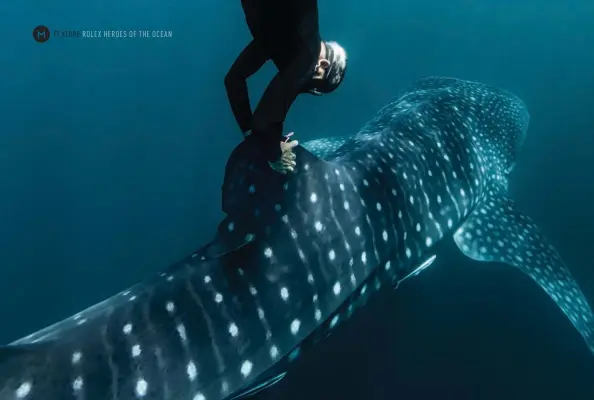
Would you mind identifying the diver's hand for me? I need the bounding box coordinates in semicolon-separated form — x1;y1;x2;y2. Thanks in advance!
269;138;298;174
280;137;298;154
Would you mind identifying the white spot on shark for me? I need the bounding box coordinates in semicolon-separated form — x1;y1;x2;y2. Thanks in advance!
280;287;289;300
16;381;32;398
328;249;336;261
290;319;301;334
72;351;82;364
72;377;83;391
131;344;141;357
333;282;341;295
240;360;253;377
166;301;175;313
123;323;133;335
135;378;148;397
187;361;198;381
270;346;279;359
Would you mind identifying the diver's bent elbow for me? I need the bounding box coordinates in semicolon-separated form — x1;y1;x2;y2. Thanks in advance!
224;71;243;90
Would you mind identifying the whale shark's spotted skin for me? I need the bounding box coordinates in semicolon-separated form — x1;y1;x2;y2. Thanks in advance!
1;77;592;400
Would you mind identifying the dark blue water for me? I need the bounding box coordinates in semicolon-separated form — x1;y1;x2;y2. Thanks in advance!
2;0;593;398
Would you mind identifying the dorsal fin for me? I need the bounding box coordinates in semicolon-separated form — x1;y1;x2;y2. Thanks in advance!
222;139;284;223
197;140;328;262
220;139;326;233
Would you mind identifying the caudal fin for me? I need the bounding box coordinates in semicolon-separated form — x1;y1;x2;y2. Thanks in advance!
453;190;594;354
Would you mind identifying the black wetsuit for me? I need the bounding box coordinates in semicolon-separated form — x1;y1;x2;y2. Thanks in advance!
225;0;321;162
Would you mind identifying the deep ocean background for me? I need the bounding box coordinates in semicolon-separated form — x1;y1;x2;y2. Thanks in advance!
2;0;594;398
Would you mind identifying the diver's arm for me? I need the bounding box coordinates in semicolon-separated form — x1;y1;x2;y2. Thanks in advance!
224;41;270;134
251;48;317;161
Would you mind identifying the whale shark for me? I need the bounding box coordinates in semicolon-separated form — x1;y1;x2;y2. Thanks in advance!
1;77;592;400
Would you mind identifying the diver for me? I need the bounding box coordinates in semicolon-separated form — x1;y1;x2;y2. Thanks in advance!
225;0;348;174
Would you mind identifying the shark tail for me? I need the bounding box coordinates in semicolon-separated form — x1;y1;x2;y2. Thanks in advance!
453;186;594;354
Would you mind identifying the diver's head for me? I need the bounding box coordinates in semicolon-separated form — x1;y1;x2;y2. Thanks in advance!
306;41;348;95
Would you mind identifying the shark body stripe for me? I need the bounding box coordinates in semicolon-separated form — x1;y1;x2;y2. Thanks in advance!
0;77;591;400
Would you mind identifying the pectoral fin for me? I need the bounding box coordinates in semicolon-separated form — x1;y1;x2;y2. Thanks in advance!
198;217;256;260
229;372;287;399
453;190;594;354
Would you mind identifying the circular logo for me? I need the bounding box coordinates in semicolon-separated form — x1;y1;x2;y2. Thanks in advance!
33;26;50;43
